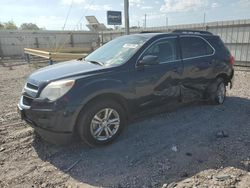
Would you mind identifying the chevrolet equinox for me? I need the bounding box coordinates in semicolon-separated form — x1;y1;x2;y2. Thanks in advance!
18;30;234;146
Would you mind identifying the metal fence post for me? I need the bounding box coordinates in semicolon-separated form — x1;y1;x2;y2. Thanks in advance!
49;59;53;65
234;20;240;61
0;40;3;59
240;20;246;63
245;26;250;63
25;53;30;63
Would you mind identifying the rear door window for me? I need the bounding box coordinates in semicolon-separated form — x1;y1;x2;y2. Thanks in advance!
180;36;214;59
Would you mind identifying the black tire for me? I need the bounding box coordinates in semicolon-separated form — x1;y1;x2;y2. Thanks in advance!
77;99;126;146
210;78;226;105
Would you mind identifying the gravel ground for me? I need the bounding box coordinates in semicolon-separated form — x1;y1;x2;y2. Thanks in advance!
0;63;249;188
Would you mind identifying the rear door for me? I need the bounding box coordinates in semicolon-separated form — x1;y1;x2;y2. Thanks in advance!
133;37;183;109
179;35;215;100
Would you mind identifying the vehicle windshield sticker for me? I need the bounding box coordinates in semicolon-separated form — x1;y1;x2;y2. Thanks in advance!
123;44;138;48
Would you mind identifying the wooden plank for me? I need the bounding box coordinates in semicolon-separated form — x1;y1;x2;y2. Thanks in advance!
24;48;50;55
50;47;92;53
24;51;50;59
24;48;50;59
28;47;92;53
24;47;89;61
50;52;87;60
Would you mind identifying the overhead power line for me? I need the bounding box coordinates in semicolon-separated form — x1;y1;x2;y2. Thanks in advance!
56;0;95;52
62;0;74;30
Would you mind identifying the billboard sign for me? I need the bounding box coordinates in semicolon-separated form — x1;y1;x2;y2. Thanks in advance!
107;11;122;25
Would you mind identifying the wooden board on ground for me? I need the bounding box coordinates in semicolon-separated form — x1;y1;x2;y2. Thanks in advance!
24;47;91;61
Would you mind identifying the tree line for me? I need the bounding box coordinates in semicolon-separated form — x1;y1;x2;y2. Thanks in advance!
0;21;43;30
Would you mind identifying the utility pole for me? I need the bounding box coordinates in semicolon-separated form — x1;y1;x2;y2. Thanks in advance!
124;0;130;35
203;12;206;29
144;14;147;28
166;15;168;30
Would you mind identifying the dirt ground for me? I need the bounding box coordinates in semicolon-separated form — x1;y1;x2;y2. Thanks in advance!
0;63;249;188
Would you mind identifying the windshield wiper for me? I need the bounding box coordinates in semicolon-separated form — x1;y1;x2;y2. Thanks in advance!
87;60;104;66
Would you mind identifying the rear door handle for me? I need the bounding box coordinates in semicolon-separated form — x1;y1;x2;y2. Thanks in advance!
173;66;182;74
209;59;216;65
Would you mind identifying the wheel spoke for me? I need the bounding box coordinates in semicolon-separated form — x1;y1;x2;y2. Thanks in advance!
104;127;111;138
92;115;102;124
107;126;113;136
97;129;104;137
92;119;101;125
108;118;120;125
107;109;114;119
94;126;103;136
104;109;110;120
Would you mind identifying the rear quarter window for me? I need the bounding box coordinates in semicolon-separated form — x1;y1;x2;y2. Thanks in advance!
206;36;230;56
180;36;214;59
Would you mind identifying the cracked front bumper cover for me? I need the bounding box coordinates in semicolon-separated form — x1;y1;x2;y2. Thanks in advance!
17;103;74;145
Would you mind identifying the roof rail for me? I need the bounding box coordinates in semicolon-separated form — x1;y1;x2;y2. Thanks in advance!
172;30;213;35
139;31;161;33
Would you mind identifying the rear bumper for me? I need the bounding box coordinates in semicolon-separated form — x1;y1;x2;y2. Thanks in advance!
17;102;75;145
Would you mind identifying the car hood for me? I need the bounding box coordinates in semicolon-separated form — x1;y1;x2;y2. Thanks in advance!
27;60;107;85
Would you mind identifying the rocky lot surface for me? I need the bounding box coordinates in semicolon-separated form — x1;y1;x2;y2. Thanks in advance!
0;63;249;188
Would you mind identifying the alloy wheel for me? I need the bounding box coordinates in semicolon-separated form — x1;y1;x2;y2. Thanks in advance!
90;108;120;141
216;82;226;104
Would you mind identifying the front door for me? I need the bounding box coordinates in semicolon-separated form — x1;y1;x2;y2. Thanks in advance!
133;37;183;109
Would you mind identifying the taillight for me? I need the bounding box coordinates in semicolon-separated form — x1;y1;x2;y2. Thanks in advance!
229;55;235;65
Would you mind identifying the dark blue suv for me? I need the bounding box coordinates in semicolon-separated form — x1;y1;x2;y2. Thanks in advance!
18;30;234;146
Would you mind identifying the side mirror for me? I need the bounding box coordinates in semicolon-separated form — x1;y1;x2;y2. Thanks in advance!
139;55;158;65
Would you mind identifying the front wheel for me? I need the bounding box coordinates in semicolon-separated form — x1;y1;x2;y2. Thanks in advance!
77;99;126;146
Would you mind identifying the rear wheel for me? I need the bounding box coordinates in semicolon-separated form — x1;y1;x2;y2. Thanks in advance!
210;78;226;105
215;81;226;104
77;99;126;146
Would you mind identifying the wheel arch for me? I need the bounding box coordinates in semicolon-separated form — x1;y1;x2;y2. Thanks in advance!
216;73;230;86
73;93;130;134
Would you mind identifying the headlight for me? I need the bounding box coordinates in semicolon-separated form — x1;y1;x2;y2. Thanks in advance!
39;80;75;101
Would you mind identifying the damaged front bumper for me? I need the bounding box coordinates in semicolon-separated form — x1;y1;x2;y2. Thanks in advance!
17;98;77;145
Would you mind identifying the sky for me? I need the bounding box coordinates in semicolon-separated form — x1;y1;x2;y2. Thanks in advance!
1;0;250;30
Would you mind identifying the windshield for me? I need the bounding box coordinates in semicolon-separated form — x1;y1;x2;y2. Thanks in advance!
85;35;148;66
